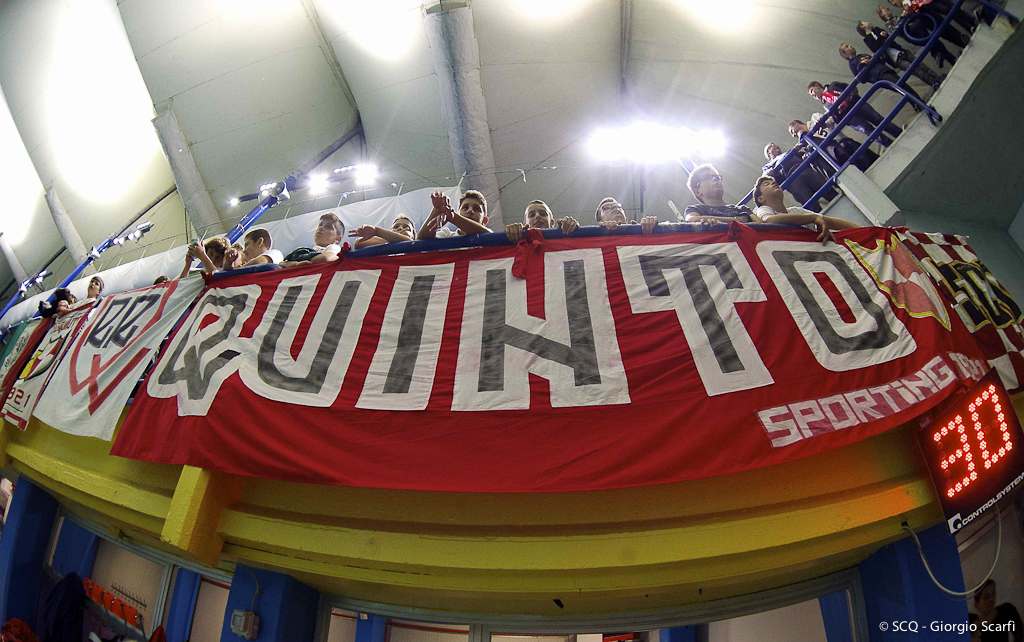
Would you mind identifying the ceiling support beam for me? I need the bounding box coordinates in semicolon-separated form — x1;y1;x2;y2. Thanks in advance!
299;0;359;115
424;5;504;226
621;0;633;95
44;188;95;276
152;107;224;237
0;234;27;285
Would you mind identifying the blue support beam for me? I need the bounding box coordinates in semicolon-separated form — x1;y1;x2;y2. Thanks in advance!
165;569;203;642
49;518;99;580
355;614;387;642
0;477;60;625
859;522;968;641
221;565;319;642
659;626;696;642
818;591;854;642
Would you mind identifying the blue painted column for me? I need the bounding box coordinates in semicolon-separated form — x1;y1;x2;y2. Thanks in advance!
859;522;968;641
50;518;99;579
818;591;854;642
220;565;319;642
165;569;203;642
659;627;696;642
355;614;387;642
0;477;60;625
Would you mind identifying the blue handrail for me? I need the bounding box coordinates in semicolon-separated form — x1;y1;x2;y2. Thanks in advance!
739;0;1017;211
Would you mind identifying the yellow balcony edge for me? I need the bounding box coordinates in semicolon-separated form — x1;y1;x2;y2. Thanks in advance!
219;475;938;572
6;442;172;519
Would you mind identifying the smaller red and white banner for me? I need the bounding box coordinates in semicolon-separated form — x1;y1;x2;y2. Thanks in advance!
1;301;94;429
901;232;1024;392
34;277;205;440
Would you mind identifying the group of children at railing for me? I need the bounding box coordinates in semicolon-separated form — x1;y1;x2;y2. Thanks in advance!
23;0;1017;314
145;177;862;287
759;0;989;212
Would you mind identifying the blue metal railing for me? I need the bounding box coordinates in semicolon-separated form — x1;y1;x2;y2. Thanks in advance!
740;0;1018;211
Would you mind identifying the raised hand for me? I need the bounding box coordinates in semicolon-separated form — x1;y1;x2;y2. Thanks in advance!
640;216;659;235
814;216;836;244
505;222;524;243
559;216;579;235
349;225;379;241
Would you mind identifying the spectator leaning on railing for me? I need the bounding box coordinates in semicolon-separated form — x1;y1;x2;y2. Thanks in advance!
890;0;977;35
807;80;902;146
762;142;834;212
683;164;754;224
418;190;492;239
280;212;347;266
838;43;931;108
225;228;282;269
505;200;580;243
594;197;660;233
876;3;967;63
751;175;859;244
349;214;417;249
857;21;947;81
789;119;878;172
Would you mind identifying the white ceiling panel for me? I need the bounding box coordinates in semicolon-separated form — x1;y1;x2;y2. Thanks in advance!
0;0;174;269
318;0;454;190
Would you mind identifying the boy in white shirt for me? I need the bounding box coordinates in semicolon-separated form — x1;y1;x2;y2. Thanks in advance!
280;212;347;266
752;175;859;244
226;228;283;268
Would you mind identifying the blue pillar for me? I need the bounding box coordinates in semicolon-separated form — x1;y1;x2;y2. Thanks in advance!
859;522;968;641
49;518;99;579
0;477;60;626
165;569;202;642
818;591;854;642
355;614;387;642
659;627;696;642
220;565;319;642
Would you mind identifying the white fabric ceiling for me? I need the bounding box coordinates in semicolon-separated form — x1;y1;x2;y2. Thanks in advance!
0;0;926;297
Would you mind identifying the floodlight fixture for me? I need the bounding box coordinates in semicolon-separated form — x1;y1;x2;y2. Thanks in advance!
354;164;378;186
588;122;726;164
308;174;329;194
230;197;240;207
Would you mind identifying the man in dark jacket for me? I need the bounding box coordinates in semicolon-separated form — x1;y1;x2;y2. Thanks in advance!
876;5;963;68
762;142;834;211
788;119;878;172
807;80;901;146
839;43;930;109
855;23;943;86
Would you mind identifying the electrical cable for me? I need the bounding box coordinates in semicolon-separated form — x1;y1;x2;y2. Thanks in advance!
242;565;261;612
902;504;1002;599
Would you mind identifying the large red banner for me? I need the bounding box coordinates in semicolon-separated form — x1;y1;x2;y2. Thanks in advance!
112;226;994;492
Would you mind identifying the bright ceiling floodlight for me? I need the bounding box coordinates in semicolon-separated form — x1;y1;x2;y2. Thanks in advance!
516;0;588;22
676;0;756;33
320;0;420;61
308;174;329;194
49;2;162;201
354;164;379;186
693;130;727;158
229;197;240;207
588;123;726;164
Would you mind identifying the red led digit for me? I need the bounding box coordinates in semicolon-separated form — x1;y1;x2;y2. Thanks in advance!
935;384;1016;499
970;385;1014;471
933;414;974;498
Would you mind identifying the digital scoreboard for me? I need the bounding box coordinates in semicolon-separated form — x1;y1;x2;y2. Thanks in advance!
917;369;1024;534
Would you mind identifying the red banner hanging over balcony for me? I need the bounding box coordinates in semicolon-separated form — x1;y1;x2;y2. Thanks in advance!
111;226;1008;492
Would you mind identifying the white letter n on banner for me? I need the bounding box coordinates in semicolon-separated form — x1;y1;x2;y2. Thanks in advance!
617;243;774;396
452;250;630;410
358;264;455;410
